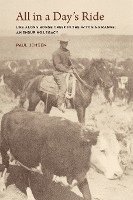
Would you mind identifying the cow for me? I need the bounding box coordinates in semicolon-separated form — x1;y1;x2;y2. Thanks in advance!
104;75;129;104
0;109;123;200
54;127;123;187
4;61;19;74
0;109;99;200
126;77;133;104
117;76;129;103
0;75;5;86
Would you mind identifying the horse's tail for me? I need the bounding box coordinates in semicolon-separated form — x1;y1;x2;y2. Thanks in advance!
18;79;31;108
18;75;43;108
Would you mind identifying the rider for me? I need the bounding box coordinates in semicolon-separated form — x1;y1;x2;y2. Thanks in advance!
52;34;73;112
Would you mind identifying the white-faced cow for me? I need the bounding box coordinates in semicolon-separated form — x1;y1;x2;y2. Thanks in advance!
126;77;133;104
0;109;123;200
104;75;129;104
117;76;129;103
54;128;123;187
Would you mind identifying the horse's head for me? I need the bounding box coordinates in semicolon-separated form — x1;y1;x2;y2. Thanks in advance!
90;59;113;88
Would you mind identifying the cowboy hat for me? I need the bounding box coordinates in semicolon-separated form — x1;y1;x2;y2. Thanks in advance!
58;34;70;42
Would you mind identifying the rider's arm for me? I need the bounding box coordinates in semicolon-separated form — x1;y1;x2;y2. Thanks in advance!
68;51;72;67
52;53;69;73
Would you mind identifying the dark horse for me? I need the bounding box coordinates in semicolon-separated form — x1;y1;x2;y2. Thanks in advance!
19;59;113;124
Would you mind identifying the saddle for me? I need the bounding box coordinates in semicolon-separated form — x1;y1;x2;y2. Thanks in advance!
39;73;76;99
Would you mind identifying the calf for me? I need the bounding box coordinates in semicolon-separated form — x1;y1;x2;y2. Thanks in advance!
0;109;99;200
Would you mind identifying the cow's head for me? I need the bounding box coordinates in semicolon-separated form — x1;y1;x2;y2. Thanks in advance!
90;129;123;179
118;76;128;89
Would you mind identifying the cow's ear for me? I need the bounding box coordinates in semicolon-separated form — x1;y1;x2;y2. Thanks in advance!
80;135;98;146
88;130;99;145
80;129;99;146
80;139;91;146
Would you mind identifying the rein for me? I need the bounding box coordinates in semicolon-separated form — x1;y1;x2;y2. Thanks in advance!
72;69;94;90
72;64;105;90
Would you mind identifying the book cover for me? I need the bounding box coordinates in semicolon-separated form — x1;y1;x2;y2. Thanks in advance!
0;0;133;200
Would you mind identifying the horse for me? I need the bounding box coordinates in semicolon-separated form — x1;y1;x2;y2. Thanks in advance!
19;59;113;124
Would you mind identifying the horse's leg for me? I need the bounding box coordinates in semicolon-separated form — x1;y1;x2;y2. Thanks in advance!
42;94;56;114
44;102;52;114
19;92;27;108
28;92;40;111
0;139;10;192
103;87;112;104
76;106;86;124
69;98;74;109
127;91;131;104
112;86;117;101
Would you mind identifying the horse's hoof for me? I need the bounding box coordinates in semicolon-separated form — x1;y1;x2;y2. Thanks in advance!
0;179;6;192
0;185;6;192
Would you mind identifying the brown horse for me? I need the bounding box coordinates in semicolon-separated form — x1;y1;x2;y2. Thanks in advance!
19;59;113;124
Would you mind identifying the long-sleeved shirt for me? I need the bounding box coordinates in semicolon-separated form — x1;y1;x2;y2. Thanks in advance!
52;47;71;73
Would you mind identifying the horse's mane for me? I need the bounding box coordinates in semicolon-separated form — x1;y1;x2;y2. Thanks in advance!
91;58;106;69
81;58;106;78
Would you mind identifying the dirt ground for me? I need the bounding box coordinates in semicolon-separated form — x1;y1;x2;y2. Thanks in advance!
0;85;133;200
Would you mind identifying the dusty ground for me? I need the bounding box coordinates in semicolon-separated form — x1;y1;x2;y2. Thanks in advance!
0;85;133;200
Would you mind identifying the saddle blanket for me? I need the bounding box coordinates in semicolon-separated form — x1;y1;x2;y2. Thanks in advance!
39;75;59;95
39;74;76;98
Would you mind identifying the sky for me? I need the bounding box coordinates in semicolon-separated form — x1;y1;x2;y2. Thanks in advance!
0;0;133;36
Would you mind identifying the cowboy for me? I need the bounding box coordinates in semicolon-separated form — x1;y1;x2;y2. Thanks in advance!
52;34;73;112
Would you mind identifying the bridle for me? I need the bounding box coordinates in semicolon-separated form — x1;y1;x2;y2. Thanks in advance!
73;64;108;90
93;65;109;87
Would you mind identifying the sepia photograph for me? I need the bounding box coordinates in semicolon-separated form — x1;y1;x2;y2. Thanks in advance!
0;0;133;200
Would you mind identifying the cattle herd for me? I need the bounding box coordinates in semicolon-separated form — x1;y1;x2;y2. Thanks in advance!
0;58;133;103
0;58;133;200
